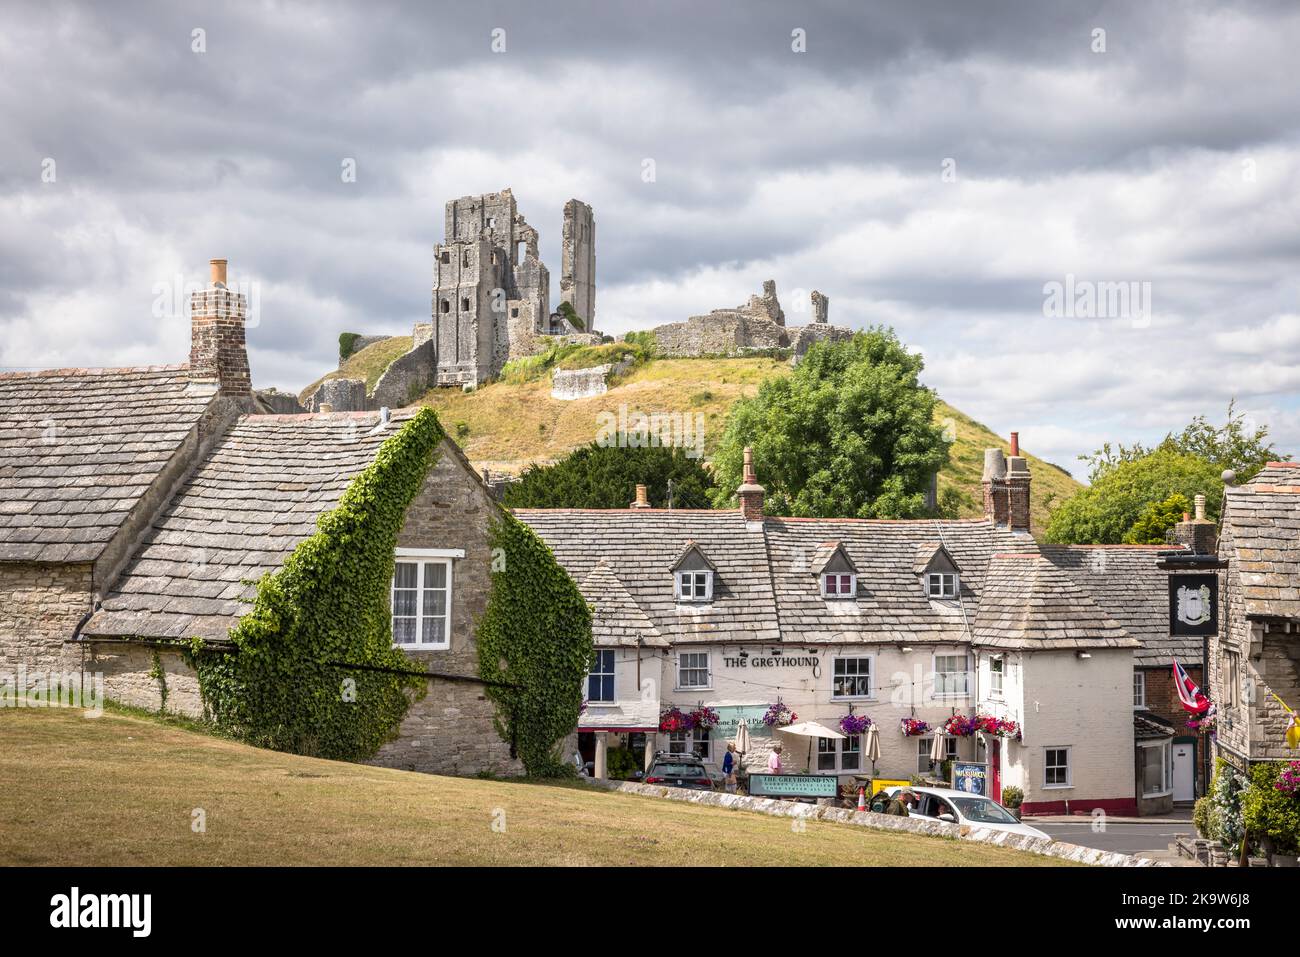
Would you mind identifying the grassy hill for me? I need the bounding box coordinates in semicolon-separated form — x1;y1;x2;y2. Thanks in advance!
0;708;1062;866
299;336;414;405
304;340;1081;527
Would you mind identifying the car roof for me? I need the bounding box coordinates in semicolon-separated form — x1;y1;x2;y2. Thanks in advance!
887;786;989;799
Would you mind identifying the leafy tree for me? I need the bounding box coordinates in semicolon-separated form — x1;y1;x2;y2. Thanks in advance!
1124;492;1191;545
1043;449;1222;544
1081;400;1283;484
708;329;950;518
502;439;714;509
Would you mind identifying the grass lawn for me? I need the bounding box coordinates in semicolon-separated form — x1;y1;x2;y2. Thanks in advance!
0;709;1066;866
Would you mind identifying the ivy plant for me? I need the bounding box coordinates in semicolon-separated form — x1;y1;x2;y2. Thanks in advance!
476;511;593;776
192;408;444;761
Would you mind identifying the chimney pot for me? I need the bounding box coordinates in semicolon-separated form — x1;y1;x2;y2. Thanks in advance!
736;445;765;521
1194;493;1206;521
1183;512;1191;522
1009;432;1020;457
630;484;650;509
210;259;228;286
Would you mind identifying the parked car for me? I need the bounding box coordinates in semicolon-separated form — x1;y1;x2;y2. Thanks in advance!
644;751;715;791
877;786;1051;841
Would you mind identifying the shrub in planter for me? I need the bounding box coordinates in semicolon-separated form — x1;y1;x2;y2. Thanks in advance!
1241;762;1300;857
606;747;641;781
1001;785;1024;810
1209;758;1248;853
1193;795;1221;842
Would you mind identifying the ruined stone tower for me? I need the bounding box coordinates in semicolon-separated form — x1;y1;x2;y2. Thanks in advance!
426;189;599;386
560;199;596;329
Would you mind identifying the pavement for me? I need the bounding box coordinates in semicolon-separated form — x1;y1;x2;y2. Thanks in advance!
1032;812;1198;864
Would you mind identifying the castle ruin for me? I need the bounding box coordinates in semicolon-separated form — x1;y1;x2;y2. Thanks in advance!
413;188;601;387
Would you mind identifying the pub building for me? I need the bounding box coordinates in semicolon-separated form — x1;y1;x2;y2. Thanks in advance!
519;438;1194;815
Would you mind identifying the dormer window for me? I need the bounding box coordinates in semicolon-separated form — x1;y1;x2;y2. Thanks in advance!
677;570;713;602
810;541;858;601
927;572;958;598
671;541;716;603
822;573;855;598
916;543;961;599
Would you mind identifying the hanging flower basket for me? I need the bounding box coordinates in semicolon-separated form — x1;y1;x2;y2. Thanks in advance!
973;714;1022;739
659;706;693;734
690;706;720;731
839;714;872;736
1187;703;1217;733
763;702;797;727
1276;761;1300;798
900;718;931;737
943;715;978;737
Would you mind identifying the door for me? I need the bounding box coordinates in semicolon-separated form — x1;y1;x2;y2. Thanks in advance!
991;740;1002;803
1172;742;1195;801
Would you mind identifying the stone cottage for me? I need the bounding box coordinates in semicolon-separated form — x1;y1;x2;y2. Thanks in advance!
0;259;527;776
1210;462;1300;774
518;440;1178;816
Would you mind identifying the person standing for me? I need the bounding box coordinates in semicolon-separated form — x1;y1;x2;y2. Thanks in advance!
722;742;737;792
767;744;783;773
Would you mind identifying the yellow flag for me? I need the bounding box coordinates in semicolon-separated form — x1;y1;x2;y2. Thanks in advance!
1270;691;1300;750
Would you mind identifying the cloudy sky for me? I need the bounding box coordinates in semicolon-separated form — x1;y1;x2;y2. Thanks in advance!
3;0;1299;474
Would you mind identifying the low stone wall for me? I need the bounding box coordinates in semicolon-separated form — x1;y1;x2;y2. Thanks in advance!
552;363;613;400
593;780;1165;867
309;377;370;413
86;643;204;718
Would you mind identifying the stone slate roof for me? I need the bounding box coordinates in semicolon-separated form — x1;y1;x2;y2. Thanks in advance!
1040;545;1200;666
764;519;1035;644
580;559;668;647
972;553;1138;651
1135;711;1177;741
1223;462;1300;620
0;366;216;563
515;509;780;645
83;410;415;642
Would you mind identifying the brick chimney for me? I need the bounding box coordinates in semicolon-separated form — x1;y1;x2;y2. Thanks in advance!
1172;492;1218;553
189;258;252;398
982;433;1031;532
736;446;765;522
630;484;651;509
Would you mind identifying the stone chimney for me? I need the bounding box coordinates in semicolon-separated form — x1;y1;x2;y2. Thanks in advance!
630;484;651;509
736;446;765;522
1172;492;1218;553
189;258;252;398
982;433;1031;532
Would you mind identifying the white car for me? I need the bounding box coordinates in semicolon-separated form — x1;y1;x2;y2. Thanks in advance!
880;786;1051;841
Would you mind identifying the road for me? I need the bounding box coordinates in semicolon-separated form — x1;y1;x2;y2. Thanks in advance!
1036;818;1195;858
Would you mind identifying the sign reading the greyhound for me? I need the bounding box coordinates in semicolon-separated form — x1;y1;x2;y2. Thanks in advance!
747;774;838;799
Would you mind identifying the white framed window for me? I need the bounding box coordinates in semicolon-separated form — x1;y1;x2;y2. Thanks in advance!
916;736;958;775
587;649;615;703
1044;747;1071;788
1133;671;1146;709
676;570;714;602
1140;740;1173;797
821;573;856;598
818;735;861;772
831;656;873;699
933;653;970;697
677;652;711;689
927;572;958;598
989;655;1004;698
669;727;711;759
391;551;459;649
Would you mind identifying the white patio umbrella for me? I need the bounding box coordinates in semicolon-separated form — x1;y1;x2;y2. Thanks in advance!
733;718;750;758
864;724;881;771
930;729;947;769
778;720;845;770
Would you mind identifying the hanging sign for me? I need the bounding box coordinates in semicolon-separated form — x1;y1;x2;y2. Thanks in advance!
1169;574;1218;636
951;761;990;796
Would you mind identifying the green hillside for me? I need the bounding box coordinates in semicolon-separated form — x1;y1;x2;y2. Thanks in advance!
306;341;1081;528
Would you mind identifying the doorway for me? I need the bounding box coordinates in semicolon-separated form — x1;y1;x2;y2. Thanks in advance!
1172;741;1195;802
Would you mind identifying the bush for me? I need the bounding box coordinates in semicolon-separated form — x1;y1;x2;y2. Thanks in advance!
606;747;641;781
1209;758;1248;852
338;332;362;363
1001;785;1024;810
503;439;716;510
1241;762;1300;855
1193;796;1219;841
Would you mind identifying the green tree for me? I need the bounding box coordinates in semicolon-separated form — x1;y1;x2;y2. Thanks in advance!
708;329;950;518
1043;449;1222;544
1081;400;1283;484
1124;492;1192;545
502;439;715;509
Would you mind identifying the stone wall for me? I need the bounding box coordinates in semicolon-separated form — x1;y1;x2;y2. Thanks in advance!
309;377;369;413
371;339;436;408
790;322;854;363
255;388;307;414
86;643;204;718
370;439;523;776
0;561;93;673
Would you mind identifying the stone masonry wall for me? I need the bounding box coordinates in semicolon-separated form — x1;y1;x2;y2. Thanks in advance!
0;561;93;673
86;643;204;718
370;439;523;776
371;339;436;408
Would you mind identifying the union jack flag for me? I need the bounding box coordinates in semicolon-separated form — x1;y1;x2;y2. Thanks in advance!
1173;659;1211;714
